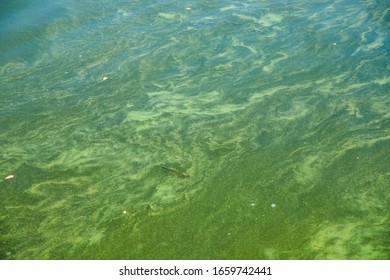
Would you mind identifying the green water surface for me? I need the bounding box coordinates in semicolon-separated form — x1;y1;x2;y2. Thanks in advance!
0;0;389;259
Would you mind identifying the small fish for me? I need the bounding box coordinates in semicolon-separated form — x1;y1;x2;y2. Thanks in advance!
161;166;190;178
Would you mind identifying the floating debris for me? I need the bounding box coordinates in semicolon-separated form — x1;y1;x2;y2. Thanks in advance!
161;166;190;178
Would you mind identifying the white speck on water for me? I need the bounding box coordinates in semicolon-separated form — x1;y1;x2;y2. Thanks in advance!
271;203;276;208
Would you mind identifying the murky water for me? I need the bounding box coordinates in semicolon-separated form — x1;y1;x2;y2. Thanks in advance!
1;0;389;259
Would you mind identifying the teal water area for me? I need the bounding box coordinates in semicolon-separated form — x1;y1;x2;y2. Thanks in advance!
0;0;389;259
